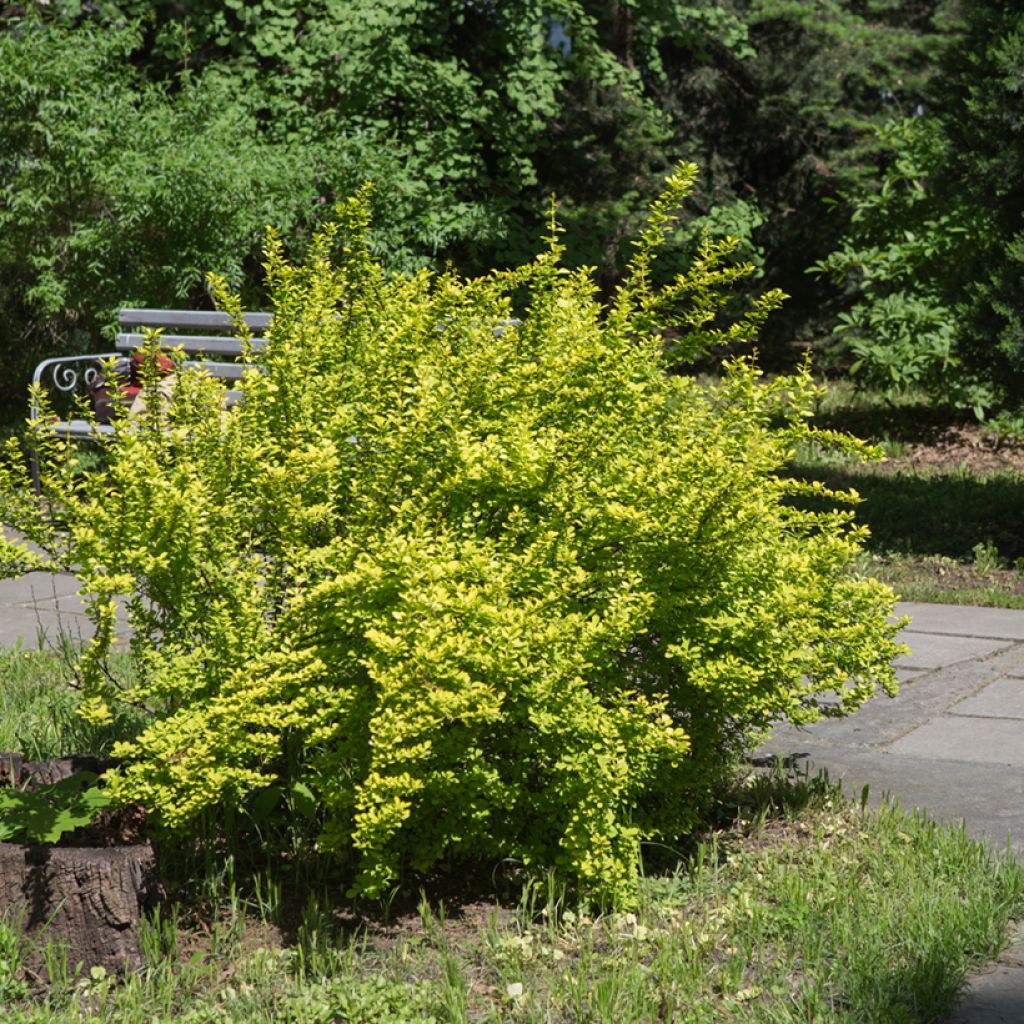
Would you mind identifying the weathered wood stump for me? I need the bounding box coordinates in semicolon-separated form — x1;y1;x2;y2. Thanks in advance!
20;755;118;787
0;841;157;975
0;753;158;977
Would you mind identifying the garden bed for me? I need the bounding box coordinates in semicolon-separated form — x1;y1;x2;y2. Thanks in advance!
0;768;1018;1022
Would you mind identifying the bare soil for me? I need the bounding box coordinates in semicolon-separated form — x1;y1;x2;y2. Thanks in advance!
878;422;1024;476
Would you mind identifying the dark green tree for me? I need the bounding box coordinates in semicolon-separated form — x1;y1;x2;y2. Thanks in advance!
0;19;318;408
939;0;1024;409
645;0;954;353
0;0;957;414
815;1;1024;416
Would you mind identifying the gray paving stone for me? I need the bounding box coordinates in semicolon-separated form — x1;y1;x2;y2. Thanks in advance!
0;570;80;604
889;715;1024;767
0;607;95;648
0;527;45;560
896;666;930;682
946;925;1024;1024
898;601;1024;641
761;658;1006;751
754;743;1024;859
951;679;1024;720
978;645;1024;678
1;569;1021;1019
896;631;1013;670
30;589;92;618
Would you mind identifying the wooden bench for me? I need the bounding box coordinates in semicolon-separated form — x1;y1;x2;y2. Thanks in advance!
28;308;272;489
30;308;273;439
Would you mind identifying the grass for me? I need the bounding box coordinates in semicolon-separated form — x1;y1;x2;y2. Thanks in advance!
791;380;1024;607
854;552;1024;608
0;766;1020;1022
795;460;1024;563
0;646;144;759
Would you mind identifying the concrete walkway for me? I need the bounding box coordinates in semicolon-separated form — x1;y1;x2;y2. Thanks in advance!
0;570;103;648
1;575;1022;1018
759;600;1024;1023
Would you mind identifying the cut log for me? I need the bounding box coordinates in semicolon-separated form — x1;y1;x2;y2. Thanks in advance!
0;841;158;976
20;756;118;787
0;753;23;787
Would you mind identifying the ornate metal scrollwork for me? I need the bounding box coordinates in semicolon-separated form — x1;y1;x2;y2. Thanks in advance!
30;353;120;420
49;360;101;393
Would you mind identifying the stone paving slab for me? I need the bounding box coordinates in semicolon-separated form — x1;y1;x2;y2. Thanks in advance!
896;665;930;682
756;742;1024;859
978;645;1024;679
767;658;1007;750
948;926;1024;1024
896;630;1014;670
899;601;1024;641
951;679;1024;720
0;571;81;603
0;608;95;649
889;715;1024;767
761;599;1024;1023
2;567;1024;1020
0;568;127;648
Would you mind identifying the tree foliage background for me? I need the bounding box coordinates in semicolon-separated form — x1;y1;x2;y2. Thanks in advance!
817;0;1024;418
4;0;1012;416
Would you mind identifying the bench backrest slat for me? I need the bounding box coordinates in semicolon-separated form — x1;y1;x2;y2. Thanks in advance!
181;361;249;380
116;333;268;356
118;309;273;331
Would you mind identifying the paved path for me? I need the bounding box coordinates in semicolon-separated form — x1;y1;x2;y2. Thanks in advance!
0;570;128;648
758;601;1024;1023
1;576;1022;1017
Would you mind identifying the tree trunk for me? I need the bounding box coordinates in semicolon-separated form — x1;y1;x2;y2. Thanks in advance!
0;755;156;978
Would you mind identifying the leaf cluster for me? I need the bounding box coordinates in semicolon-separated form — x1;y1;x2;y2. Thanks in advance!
0;771;112;845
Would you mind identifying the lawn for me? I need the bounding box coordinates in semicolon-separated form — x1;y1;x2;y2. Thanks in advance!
793;381;1024;607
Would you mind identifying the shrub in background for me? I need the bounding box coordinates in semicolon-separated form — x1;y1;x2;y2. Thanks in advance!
0;169;901;903
814;2;1024;420
0;15;492;415
810;118;971;404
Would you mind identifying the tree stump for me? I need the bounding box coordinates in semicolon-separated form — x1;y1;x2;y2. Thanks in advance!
0;842;158;976
0;755;158;977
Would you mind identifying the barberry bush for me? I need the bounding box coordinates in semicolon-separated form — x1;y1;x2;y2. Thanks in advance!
0;168;901;903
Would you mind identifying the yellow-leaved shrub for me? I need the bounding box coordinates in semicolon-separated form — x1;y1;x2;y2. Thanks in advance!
0;168;901;903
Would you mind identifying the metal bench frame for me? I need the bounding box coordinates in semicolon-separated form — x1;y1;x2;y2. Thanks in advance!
29;308;272;488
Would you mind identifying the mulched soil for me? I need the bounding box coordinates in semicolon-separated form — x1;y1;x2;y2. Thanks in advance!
878;422;1024;475
61;803;149;847
817;400;1024;475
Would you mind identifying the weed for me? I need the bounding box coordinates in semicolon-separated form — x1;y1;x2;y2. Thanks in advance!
249;870;282;926
0;908;29;1003
138;904;178;967
295;891;336;980
973;539;1004;574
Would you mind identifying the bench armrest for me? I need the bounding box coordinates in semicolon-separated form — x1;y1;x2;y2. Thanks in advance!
30;353;119;420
